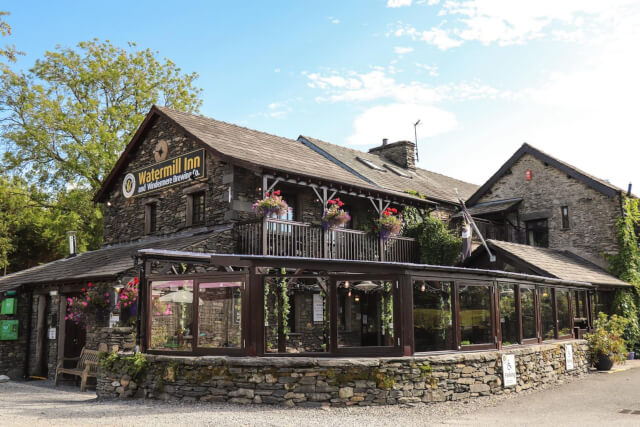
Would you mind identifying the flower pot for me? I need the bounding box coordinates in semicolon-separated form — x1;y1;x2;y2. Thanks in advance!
595;354;614;371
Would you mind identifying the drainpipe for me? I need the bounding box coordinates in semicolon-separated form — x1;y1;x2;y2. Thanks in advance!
23;291;33;380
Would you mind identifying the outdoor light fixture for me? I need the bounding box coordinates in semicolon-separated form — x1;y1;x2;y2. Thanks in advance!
420;284;426;292
354;281;379;292
348;290;352;297
354;294;360;302
344;281;349;289
49;290;58;296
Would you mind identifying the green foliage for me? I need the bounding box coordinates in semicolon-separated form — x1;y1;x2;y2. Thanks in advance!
0;39;201;272
412;216;462;266
606;196;640;351
0;12;23;64
585;313;629;364
99;351;149;382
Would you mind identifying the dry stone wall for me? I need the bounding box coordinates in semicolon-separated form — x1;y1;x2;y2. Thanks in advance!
97;340;588;407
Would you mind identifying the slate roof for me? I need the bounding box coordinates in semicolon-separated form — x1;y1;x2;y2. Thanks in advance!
467;143;631;205
299;135;478;204
95;106;427;205
0;230;225;291
471;239;629;287
455;198;522;217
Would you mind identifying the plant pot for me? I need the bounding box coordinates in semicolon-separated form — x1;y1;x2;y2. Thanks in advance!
595;354;614;371
628;351;635;360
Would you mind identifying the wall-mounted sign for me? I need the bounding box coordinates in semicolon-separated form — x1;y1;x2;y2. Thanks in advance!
48;327;56;340
565;344;574;370
502;354;517;387
313;294;324;322
122;149;205;198
525;169;532;181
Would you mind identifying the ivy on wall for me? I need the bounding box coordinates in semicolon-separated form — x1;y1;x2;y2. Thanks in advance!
607;196;640;351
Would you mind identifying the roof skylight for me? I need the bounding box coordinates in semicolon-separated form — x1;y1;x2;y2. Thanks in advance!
384;164;412;178
356;157;386;171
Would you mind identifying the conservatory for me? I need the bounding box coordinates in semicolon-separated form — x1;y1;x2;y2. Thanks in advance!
136;249;593;357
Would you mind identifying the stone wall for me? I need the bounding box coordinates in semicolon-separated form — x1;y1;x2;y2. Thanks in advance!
86;327;136;353
97;340;588;407
477;153;621;267
103;116;234;245
0;292;30;379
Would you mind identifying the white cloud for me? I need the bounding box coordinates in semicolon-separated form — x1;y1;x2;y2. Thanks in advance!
416;63;439;76
274;68;280;73
387;0;412;7
261;101;293;119
328;16;340;24
347;103;457;145
390;0;639;49
394;46;414;55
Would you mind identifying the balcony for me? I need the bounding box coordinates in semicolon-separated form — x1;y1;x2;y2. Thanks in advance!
234;218;418;263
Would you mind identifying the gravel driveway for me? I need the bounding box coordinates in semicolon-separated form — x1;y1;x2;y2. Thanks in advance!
1;366;639;426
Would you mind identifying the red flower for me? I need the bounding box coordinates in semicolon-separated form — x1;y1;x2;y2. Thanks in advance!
81;288;86;292
390;208;398;214
328;200;336;205
265;192;270;196
338;201;344;207
274;190;281;195
88;283;93;288
133;277;139;284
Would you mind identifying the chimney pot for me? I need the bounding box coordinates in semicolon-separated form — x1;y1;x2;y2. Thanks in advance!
66;230;77;257
382;138;388;145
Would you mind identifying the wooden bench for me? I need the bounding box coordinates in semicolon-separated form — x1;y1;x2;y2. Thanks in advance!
55;347;100;391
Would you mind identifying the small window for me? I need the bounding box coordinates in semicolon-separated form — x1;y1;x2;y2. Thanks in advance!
145;203;157;234
384;164;412;178
526;219;549;248
561;206;570;229
192;192;205;225
356;157;386;171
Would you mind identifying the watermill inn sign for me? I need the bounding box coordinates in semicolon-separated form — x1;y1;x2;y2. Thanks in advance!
122;148;205;198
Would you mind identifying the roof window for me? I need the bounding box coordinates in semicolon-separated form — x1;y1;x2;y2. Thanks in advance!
384;164;412;178
356;157;386;171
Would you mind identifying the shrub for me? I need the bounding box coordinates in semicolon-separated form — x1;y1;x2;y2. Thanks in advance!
585;313;629;365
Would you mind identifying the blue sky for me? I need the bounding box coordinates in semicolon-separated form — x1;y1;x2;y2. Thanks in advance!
5;0;640;190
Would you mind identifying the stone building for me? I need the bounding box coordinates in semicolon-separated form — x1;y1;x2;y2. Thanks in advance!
462;143;633;315
0;105;476;380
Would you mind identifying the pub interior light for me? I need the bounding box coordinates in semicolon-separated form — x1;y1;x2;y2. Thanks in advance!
49;290;59;296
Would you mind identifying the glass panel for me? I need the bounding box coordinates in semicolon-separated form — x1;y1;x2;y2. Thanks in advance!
526;219;548;248
197;282;242;348
264;277;329;353
337;280;395;347
521;287;537;339
458;285;493;345
556;289;571;337
540;287;555;340
499;284;518;346
150;280;194;351
594;291;614;316
574;290;588;329
413;281;453;352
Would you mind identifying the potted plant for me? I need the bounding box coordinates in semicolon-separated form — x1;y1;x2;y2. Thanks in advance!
252;190;289;218
65;282;112;327
374;207;403;240
585;313;629;371
322;198;351;229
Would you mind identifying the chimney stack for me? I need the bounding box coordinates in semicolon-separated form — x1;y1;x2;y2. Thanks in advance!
369;140;416;170
67;230;77;257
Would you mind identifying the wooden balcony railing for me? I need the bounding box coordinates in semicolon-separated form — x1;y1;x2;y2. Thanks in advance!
235;218;418;263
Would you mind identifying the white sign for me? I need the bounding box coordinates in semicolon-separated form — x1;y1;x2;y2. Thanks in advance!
48;328;56;340
312;294;324;322
502;354;517;387
109;315;120;328
565;344;574;370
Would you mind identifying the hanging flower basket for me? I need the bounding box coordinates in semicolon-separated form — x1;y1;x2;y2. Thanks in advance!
322;198;351;229
252;190;289;218
65;282;112;326
375;207;403;240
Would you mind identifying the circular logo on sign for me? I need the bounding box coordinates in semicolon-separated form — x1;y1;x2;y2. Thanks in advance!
122;173;136;198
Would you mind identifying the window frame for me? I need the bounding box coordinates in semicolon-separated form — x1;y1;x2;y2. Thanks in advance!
455;281;497;351
145;272;249;356
518;284;540;345
561;206;570;229
144;202;157;234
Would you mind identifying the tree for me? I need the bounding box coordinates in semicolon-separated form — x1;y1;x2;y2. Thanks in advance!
0;39;202;268
0;38;202;191
0;11;23;64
